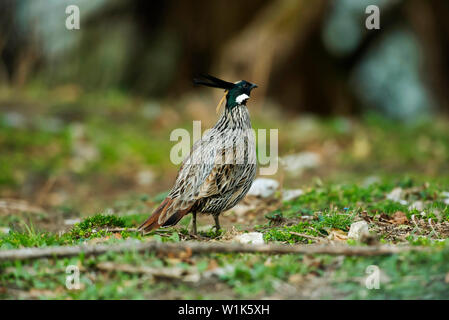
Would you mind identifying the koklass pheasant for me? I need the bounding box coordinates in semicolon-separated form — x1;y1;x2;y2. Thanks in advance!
138;74;258;235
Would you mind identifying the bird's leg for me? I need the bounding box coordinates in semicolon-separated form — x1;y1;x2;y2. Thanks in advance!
189;212;197;236
213;215;221;231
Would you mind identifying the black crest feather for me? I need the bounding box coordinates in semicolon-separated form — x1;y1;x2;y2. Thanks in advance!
193;74;234;90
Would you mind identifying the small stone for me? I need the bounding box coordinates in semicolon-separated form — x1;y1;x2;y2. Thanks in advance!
386;187;403;203
229;203;256;216
0;227;10;234
408;201;424;211
363;176;381;187
136;170;155;186
183;273;201;283
235;232;264;245
64;218;81;226
282;189;304;201
348;221;369;241
281;152;321;176
4;112;26;128
247;178;279;198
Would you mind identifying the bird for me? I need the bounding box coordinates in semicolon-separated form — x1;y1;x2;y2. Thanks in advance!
138;74;258;235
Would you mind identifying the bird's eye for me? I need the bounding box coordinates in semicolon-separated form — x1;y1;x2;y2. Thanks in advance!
243;83;248;88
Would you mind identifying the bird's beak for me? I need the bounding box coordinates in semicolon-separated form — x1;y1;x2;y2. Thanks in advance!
250;83;258;90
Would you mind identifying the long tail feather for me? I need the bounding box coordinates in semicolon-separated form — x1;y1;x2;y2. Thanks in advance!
137;198;170;233
138;198;192;234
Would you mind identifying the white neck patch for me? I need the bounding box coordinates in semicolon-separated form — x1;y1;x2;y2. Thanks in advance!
236;94;250;104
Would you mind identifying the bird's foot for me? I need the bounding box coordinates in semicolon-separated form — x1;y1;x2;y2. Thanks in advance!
189;225;197;236
188;212;197;236
212;226;222;234
213;216;221;235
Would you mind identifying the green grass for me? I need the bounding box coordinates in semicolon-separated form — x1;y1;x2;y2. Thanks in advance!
1;179;449;299
260;179;449;244
279;180;449;220
2;241;448;299
0;228;68;249
1;87;449;299
0;214;191;254
334;241;449;299
218;253;331;297
69;214;125;239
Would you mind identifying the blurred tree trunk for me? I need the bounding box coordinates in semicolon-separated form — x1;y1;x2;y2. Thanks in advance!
217;0;327;109
1;0;449;115
0;0;40;87
406;0;449;112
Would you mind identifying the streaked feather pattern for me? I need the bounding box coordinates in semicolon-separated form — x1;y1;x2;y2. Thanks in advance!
139;95;257;234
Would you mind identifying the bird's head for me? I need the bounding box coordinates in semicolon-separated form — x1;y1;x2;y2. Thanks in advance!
193;74;258;110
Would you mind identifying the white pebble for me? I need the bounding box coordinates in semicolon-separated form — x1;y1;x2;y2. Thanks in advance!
235;232;264;245
282;189;304;201
348;221;369;241
247;178;279;198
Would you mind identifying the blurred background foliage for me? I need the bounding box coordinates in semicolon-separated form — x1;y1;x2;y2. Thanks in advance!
0;0;449;220
2;0;449;116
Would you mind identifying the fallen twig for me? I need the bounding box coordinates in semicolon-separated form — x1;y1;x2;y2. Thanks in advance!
428;218;440;239
96;262;190;280
104;227;138;233
36;176;57;206
0;240;430;262
411;214;424;235
289;231;328;243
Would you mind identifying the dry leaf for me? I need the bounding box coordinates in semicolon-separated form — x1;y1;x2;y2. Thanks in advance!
164;247;192;261
207;259;219;271
288;274;304;284
327;229;348;242
390;211;408;225
302;255;323;268
386;187;404;202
